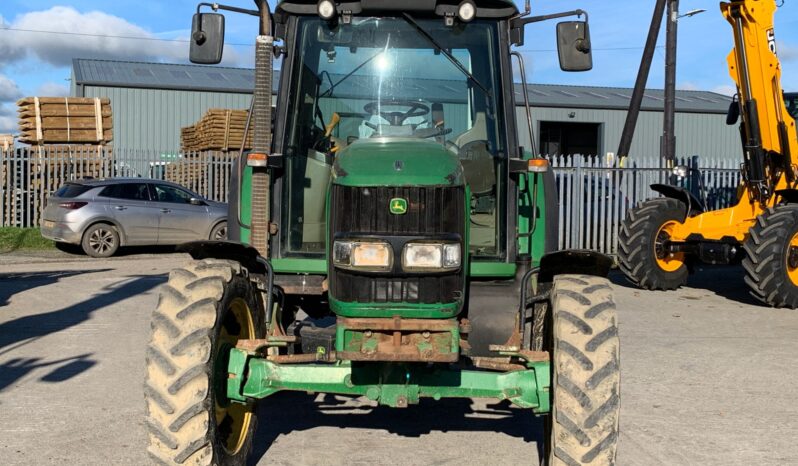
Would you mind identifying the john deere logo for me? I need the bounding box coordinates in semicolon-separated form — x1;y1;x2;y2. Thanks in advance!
390;198;408;215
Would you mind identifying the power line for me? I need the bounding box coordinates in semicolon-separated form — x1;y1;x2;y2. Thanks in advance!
0;26;255;47
518;45;666;53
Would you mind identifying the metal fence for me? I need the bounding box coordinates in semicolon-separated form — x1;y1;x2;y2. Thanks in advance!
2;147;743;257
550;154;742;255
1;147;234;228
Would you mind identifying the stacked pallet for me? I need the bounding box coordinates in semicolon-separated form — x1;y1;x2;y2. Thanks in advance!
0;134;13;151
180;109;252;153
17;97;113;145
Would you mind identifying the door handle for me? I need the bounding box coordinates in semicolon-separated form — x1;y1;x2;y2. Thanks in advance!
160;208;171;213
114;206;127;211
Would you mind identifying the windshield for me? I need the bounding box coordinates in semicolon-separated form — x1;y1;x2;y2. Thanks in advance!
280;17;507;257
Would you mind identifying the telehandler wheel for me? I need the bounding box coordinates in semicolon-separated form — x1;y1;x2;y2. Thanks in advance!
618;198;688;290
145;259;264;465
547;275;620;466
743;205;798;308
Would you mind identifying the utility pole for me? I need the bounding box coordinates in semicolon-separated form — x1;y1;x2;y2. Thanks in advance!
662;0;679;166
617;0;667;160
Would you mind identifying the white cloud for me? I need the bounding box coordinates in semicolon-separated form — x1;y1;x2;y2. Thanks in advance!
35;82;70;97
0;74;22;102
678;82;700;91
711;85;737;97
0;6;243;68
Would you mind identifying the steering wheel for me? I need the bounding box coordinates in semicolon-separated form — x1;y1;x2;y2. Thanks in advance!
364;100;430;126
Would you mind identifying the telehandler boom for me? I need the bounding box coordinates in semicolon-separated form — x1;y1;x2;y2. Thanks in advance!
619;0;798;307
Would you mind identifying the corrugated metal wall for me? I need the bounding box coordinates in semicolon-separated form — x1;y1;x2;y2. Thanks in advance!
80;86;252;153
78;84;742;162
516;106;742;161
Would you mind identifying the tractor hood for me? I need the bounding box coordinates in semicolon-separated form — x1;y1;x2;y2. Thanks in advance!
332;138;465;188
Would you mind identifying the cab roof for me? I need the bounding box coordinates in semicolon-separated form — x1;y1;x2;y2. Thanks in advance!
275;0;519;19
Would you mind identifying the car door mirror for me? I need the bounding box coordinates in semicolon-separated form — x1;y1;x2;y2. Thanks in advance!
190;198;206;206
190;13;225;64
557;21;592;72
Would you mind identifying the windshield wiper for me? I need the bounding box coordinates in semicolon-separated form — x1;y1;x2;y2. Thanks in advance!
401;13;492;98
320;50;384;98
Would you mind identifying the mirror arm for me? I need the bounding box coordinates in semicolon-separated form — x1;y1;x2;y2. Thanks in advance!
197;2;259;17
512;9;587;28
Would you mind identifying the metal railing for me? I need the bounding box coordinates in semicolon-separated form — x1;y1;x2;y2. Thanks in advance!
1;147;235;228
549;154;742;255
2;147;743;257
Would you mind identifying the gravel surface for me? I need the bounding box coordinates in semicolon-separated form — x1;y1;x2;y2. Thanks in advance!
1;254;796;465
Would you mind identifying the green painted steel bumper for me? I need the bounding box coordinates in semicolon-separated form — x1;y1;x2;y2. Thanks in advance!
226;348;550;412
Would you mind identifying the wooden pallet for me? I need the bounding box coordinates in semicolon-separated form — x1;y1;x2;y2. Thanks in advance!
181;108;252;153
17;97;113;145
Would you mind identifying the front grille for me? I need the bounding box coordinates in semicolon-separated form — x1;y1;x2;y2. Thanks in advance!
331;185;464;235
329;185;466;304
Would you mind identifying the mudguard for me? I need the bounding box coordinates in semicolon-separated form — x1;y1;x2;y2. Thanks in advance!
650;183;705;219
177;241;266;275
776;189;798;204
538;249;613;283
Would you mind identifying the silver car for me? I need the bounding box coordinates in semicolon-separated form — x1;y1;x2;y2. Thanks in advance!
41;178;227;257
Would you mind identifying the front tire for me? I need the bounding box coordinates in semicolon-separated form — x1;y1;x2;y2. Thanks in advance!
548;275;620;466
618;198;688;290
145;259;263;465
743;205;798;308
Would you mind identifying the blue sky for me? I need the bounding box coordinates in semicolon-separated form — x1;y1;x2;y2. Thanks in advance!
0;1;796;132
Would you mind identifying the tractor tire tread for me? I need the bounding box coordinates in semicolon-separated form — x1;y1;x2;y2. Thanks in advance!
144;259;254;465
550;275;620;466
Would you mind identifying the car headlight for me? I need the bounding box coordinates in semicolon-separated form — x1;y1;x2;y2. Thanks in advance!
402;243;461;272
333;240;393;272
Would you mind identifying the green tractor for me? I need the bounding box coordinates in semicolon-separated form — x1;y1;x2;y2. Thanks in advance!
144;1;620;464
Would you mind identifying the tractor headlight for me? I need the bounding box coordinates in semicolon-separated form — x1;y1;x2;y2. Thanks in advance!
402;243;461;272
317;0;336;20
458;1;476;22
333;240;393;272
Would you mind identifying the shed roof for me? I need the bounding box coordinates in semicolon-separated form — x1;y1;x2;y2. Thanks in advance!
72;58;732;114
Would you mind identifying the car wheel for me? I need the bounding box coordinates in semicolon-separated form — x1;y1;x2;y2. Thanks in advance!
82;223;120;258
210;221;228;241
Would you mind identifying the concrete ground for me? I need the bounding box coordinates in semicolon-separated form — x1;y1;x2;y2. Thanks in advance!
1;251;797;465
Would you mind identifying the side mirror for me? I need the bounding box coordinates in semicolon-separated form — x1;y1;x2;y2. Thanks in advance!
557;21;592;72
726;99;740;125
190;13;225;65
190;198;206;206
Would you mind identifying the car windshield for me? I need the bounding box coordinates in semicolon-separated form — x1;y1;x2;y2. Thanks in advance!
280;16;507;257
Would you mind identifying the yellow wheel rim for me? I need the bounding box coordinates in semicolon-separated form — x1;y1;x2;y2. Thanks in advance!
787;233;798;286
215;297;254;455
654;221;685;273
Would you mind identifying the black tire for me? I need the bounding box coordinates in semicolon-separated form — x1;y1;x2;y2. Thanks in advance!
618;198;688;290
742;205;798;308
145;259;264;465
210;221;228;241
548;274;620;466
81;223;120;258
